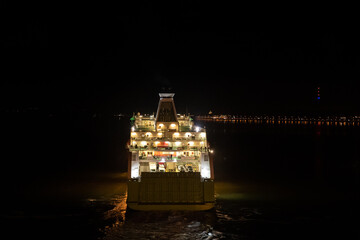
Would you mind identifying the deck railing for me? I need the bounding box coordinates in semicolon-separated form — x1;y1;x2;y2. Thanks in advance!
131;136;206;141
130;146;208;152
138;155;199;161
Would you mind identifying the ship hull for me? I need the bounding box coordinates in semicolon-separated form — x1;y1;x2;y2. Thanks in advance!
127;203;214;211
127;172;215;211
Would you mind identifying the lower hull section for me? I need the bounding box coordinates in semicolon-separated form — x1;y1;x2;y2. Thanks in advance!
127;172;215;211
127;203;214;211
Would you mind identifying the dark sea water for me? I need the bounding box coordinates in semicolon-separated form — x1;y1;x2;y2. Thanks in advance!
1;113;359;239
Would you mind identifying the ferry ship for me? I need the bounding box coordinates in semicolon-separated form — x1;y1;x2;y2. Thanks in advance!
127;93;215;211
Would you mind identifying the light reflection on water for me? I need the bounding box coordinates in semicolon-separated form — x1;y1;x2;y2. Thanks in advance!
98;181;267;240
101;203;220;240
99;188;358;240
99;190;270;240
103;193;127;228
98;182;240;239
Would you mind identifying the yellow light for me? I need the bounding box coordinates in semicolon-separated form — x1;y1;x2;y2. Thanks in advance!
188;141;194;146
170;123;176;127
200;132;206;138
131;132;137;137
157;132;163;136
141;141;147;146
145;132;152;137
185;132;191;138
173;132;179;137
175;141;181;146
200;142;204;145
155;141;160;145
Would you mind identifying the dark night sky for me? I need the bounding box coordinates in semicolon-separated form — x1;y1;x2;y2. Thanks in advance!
2;2;360;115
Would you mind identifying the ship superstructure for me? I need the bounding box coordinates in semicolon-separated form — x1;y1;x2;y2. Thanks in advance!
127;93;214;210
